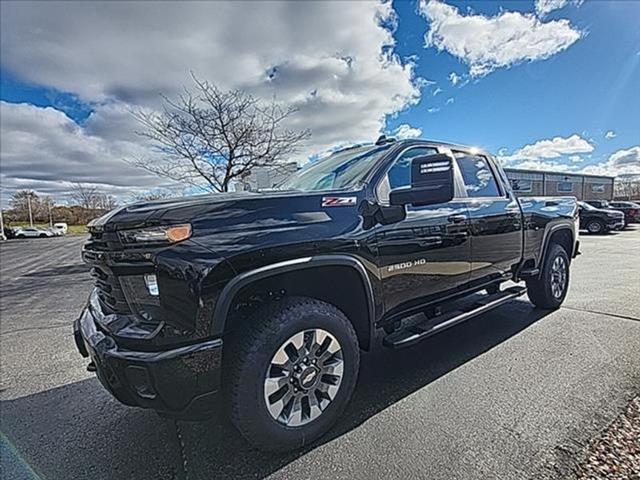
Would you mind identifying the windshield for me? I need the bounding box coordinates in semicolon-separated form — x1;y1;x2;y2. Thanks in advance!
579;202;596;210
277;145;391;192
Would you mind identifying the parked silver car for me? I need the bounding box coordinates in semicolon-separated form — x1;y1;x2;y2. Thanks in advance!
15;227;56;238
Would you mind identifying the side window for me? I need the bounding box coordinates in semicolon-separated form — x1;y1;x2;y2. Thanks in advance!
377;147;438;203
453;152;501;198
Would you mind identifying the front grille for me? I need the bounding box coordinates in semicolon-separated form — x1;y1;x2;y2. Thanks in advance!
90;266;132;314
85;229;122;252
84;229;132;314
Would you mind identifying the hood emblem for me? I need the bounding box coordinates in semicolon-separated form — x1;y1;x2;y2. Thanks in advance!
322;196;357;207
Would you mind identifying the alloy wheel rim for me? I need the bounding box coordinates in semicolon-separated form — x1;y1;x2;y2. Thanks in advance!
550;256;567;299
588;222;601;233
264;329;344;427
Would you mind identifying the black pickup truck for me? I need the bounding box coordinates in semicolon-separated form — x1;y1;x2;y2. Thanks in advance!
75;138;579;451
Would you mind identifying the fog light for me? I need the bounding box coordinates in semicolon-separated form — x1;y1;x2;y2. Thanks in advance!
144;274;159;296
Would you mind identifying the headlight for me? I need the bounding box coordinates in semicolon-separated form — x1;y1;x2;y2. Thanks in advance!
119;224;192;245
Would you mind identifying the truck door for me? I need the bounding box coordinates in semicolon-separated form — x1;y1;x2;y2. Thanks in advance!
374;146;472;317
451;151;523;285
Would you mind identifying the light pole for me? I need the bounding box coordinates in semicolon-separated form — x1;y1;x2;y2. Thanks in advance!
0;207;5;241
28;195;34;227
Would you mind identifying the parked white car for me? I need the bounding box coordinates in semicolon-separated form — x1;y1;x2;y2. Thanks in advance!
53;222;68;235
15;227;56;238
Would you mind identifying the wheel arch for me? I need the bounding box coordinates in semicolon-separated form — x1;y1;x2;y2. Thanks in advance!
537;225;575;278
212;255;376;351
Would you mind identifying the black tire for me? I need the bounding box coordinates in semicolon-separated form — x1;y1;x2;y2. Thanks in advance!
526;243;570;310
39;234;47;238
17;234;25;239
225;296;360;452
586;219;605;234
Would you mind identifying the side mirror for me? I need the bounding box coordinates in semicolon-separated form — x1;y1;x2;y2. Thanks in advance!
389;154;454;207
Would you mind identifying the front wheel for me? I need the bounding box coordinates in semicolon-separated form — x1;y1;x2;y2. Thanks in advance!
225;297;360;452
586;219;605;234
526;243;570;309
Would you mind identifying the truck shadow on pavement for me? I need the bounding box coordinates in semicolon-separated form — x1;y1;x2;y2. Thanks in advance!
1;299;550;480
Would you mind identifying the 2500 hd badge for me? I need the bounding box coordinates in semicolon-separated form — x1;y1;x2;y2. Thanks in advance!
74;137;579;452
388;258;427;272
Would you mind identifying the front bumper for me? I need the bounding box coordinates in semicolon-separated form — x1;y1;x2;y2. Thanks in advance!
74;301;223;418
610;220;625;230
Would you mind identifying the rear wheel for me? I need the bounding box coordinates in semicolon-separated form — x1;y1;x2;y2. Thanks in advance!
225;297;360;452
526;243;570;309
586;219;605;234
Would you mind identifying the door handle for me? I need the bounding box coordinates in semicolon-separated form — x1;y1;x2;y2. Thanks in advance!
447;214;467;223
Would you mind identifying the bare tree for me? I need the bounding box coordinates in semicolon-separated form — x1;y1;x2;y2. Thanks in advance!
10;190;41;221
130;189;176;203
70;183;100;209
96;193;118;210
615;175;640;200
70;183;118;210
129;75;310;192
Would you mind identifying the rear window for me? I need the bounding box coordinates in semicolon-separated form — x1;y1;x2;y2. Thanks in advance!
453;152;501;198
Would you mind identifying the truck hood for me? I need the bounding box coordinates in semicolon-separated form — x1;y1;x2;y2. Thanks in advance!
592;208;624;217
89;190;364;236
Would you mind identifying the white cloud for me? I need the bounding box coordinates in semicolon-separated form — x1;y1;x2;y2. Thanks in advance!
391;124;422;139
427;107;440;113
0;101;173;201
507;159;580;172
535;0;583;18
535;0;568;17
432;87;443;96
500;134;594;163
604;130;617;139
499;135;639;178
0;1;421;198
448;72;461;85
419;0;582;77
582;146;640;177
446;97;454;105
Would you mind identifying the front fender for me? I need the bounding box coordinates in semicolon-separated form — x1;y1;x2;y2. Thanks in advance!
210;255;376;341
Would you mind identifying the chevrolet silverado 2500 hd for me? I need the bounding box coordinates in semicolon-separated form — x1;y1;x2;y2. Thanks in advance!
74;137;579;451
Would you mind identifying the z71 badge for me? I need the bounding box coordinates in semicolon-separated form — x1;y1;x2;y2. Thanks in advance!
322;196;357;207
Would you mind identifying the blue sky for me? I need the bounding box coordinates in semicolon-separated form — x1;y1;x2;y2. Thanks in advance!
1;0;639;203
388;0;640;168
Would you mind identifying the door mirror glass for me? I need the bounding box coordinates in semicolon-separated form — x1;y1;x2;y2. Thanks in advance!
389;154;454;207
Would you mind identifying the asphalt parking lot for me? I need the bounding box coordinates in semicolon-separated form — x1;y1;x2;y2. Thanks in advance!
1;228;639;480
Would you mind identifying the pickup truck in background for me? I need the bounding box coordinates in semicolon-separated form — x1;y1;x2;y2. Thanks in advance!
74;137;580;451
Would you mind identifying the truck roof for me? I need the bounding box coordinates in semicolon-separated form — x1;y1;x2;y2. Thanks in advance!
345;138;491;157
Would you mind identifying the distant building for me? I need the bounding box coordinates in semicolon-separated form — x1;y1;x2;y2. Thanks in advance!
236;162;299;191
503;168;614;201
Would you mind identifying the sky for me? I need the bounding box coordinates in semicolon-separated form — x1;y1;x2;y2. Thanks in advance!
1;0;639;205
